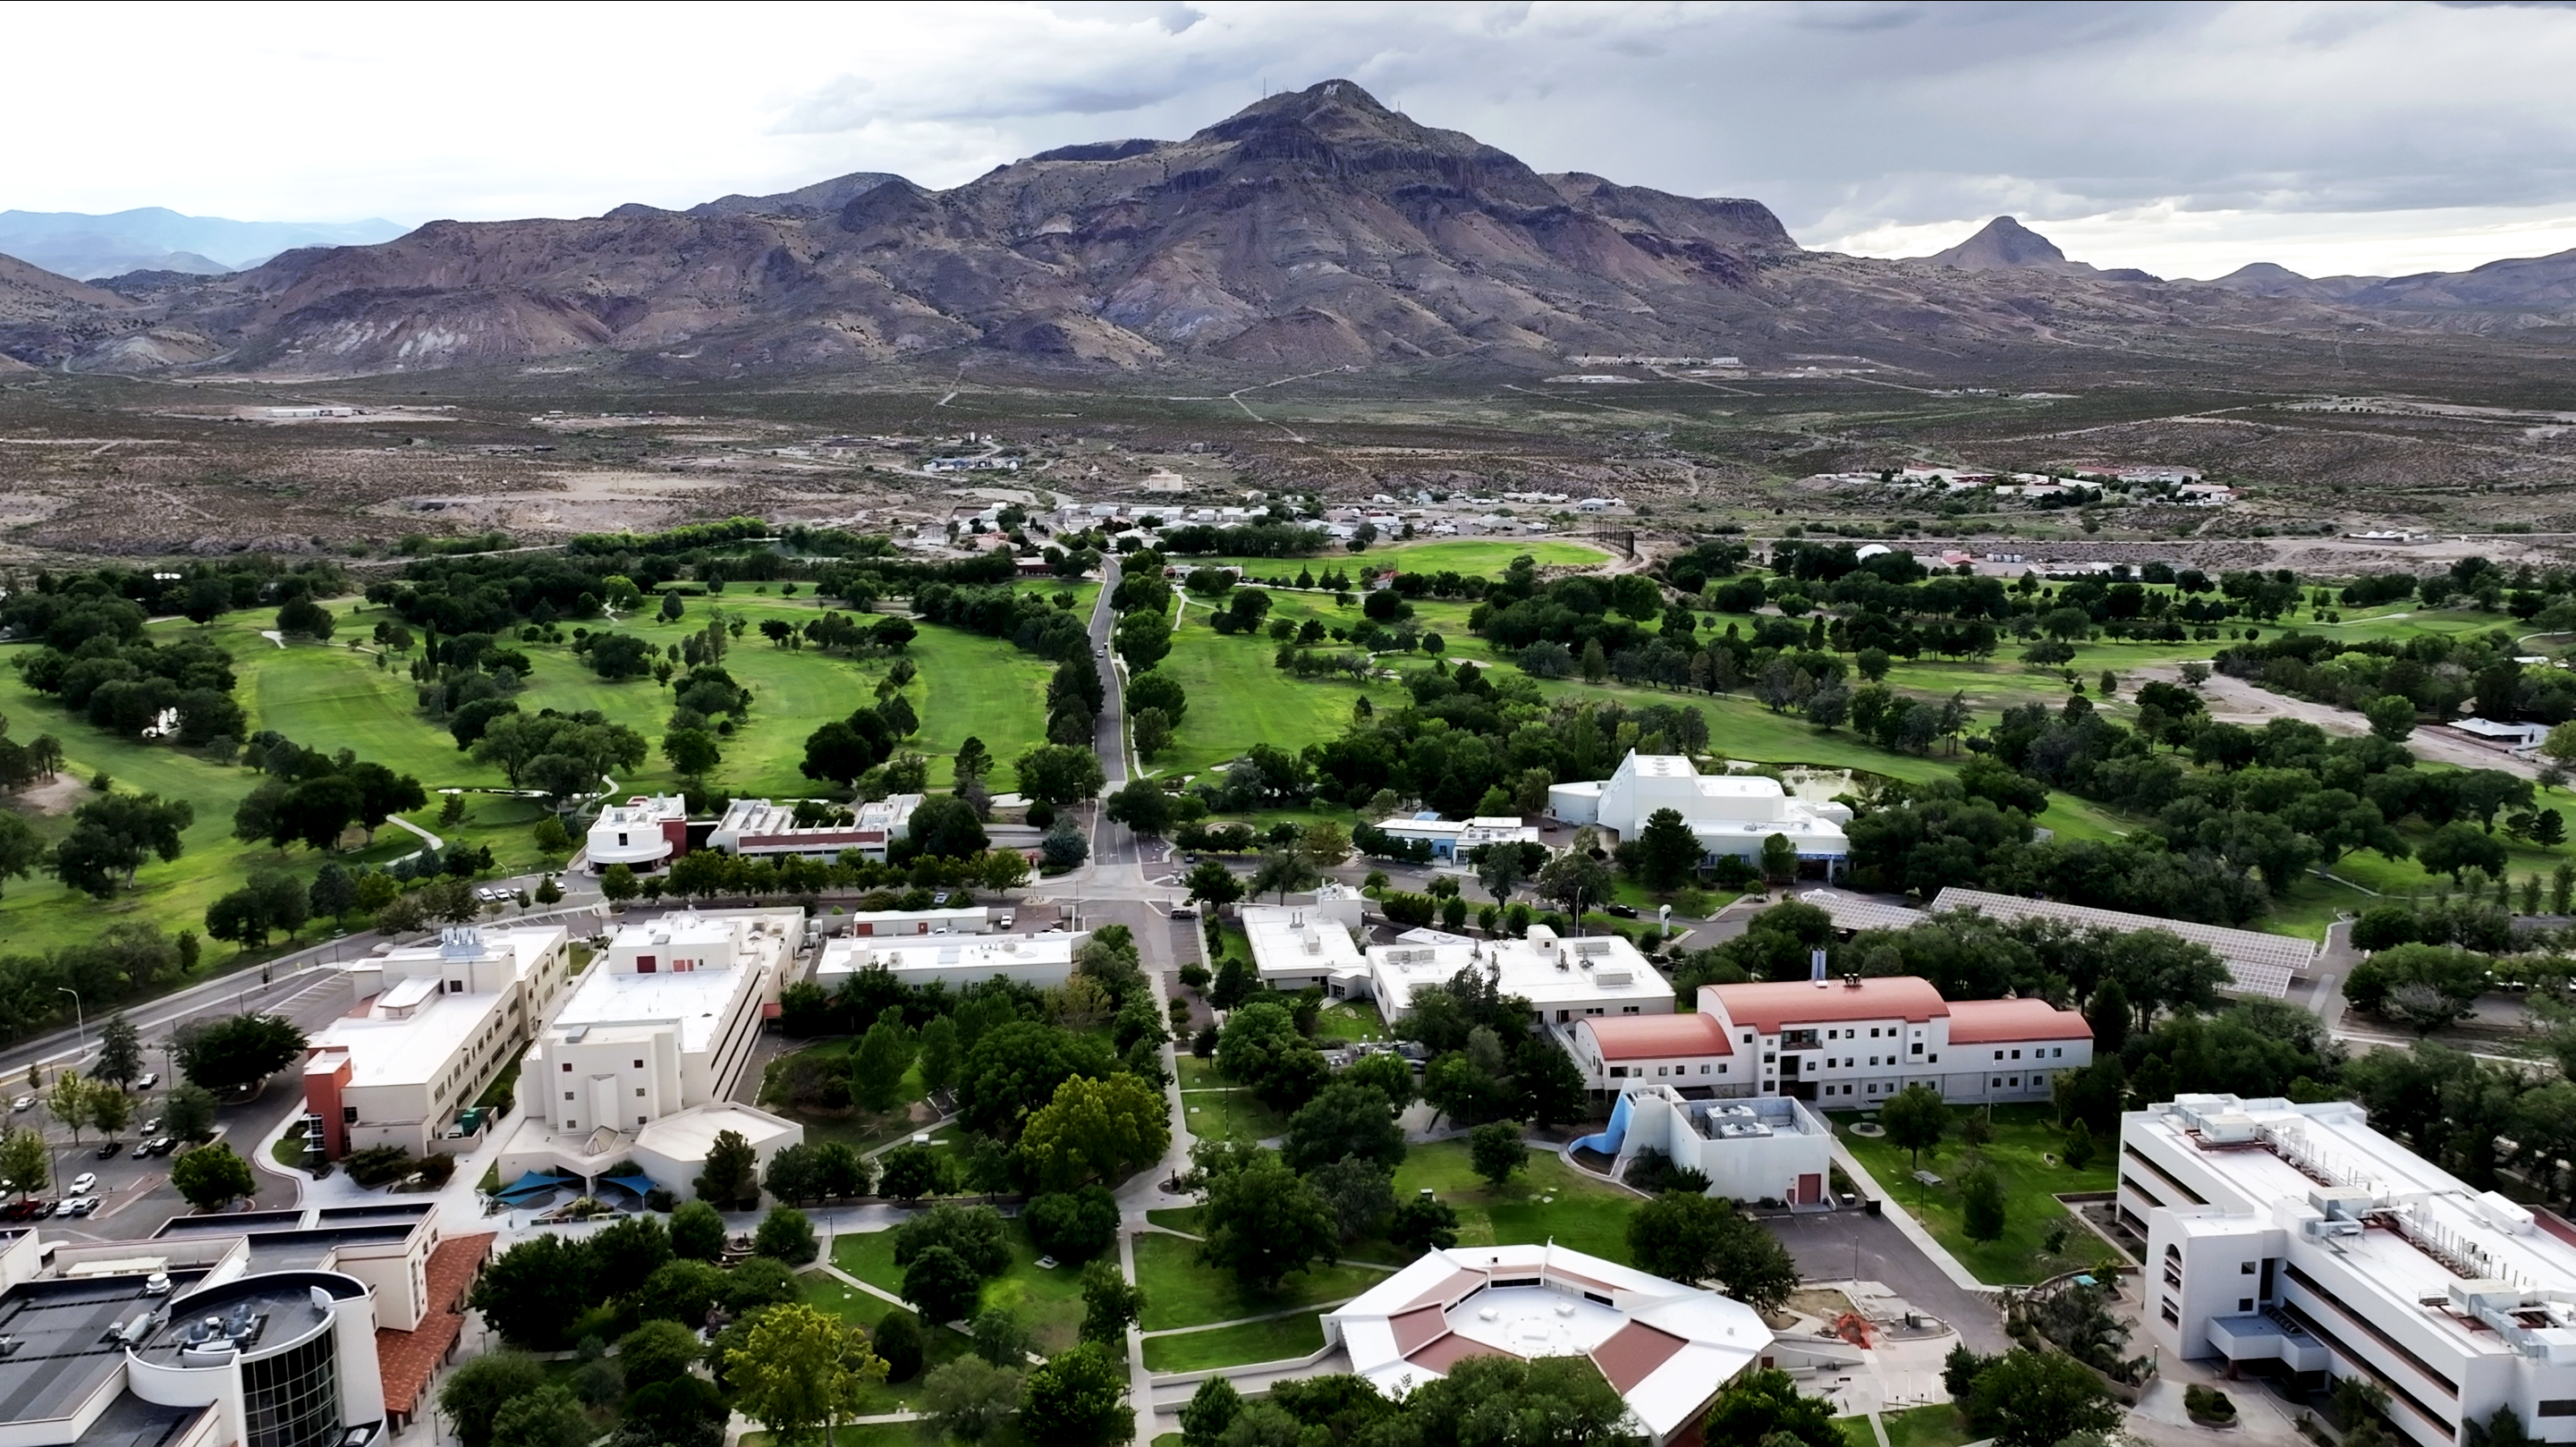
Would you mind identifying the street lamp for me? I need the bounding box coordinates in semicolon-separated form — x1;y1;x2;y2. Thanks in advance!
55;989;83;1060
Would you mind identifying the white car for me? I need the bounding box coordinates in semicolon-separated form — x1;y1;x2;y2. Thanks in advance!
62;1197;97;1217
7;1096;30;1113
68;1172;96;1194
135;1073;157;1090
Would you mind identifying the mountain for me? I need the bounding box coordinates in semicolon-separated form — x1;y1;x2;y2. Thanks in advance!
6;81;2568;378
0;207;407;279
609;171;911;221
2207;251;2576;317
1916;216;2161;283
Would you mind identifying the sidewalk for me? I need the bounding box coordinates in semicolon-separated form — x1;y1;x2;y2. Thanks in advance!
1826;1139;2001;1296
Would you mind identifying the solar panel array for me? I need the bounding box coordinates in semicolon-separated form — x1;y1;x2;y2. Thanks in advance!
1929;888;2309;998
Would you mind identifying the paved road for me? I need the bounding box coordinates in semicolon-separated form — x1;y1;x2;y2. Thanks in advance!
1763;1210;2010;1353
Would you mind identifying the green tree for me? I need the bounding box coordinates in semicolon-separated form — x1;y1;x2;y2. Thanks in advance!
2365;695;2418;743
471;1235;591;1348
725;1301;887;1447
46;1072;89;1143
0;1128;50;1198
1468;1121;1529;1188
922;1356;1022;1443
970;1306;1033;1367
598;863;640;903
2344;943;2490;1035
755;1205;820;1265
92;1014;143;1089
917;1016;961;1095
1961;1164;2008;1242
2063;1117;2097;1171
1104;777;1173;836
170;1142;256;1210
0;812;42;901
1406;1355;1629;1444
852;1011;915;1113
1016;744;1106;805
1079;1257;1148;1344
1019;1341;1132;1447
488;1382;591;1447
694;1128;761;1209
1623;1190;1801;1313
872;1309;925;1383
1389;1194;1462;1255
1019;1072;1172;1191
1184;859;1244;908
163;1083;217;1142
902;1246;985;1324
661;728;723;787
1962;1349;2120;1447
1179;1376;1242;1447
1877;1082;1950;1168
438;1351;550;1447
1535;849;1613;919
89;1087;131;1142
1631;807;1705;891
2421;821;2511;884
1699;1367;1842;1447
1283;1080;1407;1173
174;1013;309;1095
1200;1149;1336;1290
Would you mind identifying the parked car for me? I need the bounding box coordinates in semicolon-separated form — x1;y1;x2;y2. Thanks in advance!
62;1197;97;1217
994;911;1014;928
139;1118;161;1135
95;1141;121;1159
135;1073;157;1089
68;1172;96;1194
136;1137;174;1158
8;1096;31;1113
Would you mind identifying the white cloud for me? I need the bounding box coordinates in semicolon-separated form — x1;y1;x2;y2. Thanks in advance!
0;1;2570;280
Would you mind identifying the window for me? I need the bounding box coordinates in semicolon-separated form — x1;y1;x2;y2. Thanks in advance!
342;1105;358;1122
1868;1083;1880;1095
1741;1032;1754;1044
617;832;630;846
1870;1028;1881;1037
1623;1005;1640;1014
1763;1053;1775;1063
2240;1298;2254;1312
2538;1402;2576;1418
1718;1063;1728;1074
2161;1299;2180;1325
1700;1064;1711;1074
564;1091;575;1101
2009;1077;2020;1087
1993;1050;2004;1061
562;1062;572;1072
564;1119;577;1128
1608;1066;1628;1079
1657;1066;1669;1077
1993;1077;2003;1087
639;1115;648;1125
2241;1261;2257;1274
2053;1047;2063;1058
637;1087;648;1096
1869;1055;1879;1066
2012;1049;2021;1060
1911;1042;1923;1054
633;1059;644;1069
1929;1053;1939;1062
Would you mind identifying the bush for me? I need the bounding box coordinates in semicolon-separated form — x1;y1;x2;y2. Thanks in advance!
2186;1385;2237;1422
343;1145;416;1187
752;1206;818;1265
414;1153;457;1188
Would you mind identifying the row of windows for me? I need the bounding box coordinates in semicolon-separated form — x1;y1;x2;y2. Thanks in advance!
2120;1145;2209;1206
1605;1062;1729;1079
1989;1047;2068;1061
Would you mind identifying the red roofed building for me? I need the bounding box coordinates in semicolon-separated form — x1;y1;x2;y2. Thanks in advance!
1564;974;2089;1107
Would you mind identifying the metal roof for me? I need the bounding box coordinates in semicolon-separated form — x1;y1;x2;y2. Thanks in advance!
1930;888;2309;998
1796;890;1929;934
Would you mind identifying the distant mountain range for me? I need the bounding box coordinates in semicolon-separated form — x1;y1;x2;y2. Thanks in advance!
3;82;2573;377
0;207;405;281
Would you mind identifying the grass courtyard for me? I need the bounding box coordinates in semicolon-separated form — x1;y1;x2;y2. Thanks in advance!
832;1215;1089;1352
1832;1102;2118;1285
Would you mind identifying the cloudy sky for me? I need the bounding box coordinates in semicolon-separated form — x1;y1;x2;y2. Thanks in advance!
8;0;2573;279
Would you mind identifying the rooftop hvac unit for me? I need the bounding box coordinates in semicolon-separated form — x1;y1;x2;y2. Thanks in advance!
1593;970;1633;988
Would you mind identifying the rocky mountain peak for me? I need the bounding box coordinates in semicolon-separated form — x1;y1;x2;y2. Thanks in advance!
1922;216;2071;271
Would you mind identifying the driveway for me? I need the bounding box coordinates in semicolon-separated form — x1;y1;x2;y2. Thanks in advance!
1760;1210;2010;1353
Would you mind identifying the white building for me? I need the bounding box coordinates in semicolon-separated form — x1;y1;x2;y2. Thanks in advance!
2453;718;2549;752
837;906;1006;936
1371;813;1540;863
1573;1087;1836;1206
586;793;687;875
2123;1094;2576;1447
1548;753;1851;871
1241;900;1371;996
1325;1242;1772;1447
708;795;921;863
495;909;806;1201
1568;975;2090;1105
303;925;576;1158
815;931;1086;991
1367;926;1674;1029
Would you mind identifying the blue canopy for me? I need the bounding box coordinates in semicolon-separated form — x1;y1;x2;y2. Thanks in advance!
597;1171;658;1198
495;1171;568;1203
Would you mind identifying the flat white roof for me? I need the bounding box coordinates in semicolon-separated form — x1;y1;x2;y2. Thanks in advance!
311;989;509;1089
1241;904;1368;979
817;934;1075;976
550;962;758;1055
635;1103;801;1158
2133;1096;2576;1352
1368;929;1672;1015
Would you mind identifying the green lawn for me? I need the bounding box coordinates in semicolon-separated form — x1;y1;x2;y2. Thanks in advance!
1153;600;1402;775
759;1041;933;1155
832;1217;1090;1351
797;1273;974;1411
1140;1312;1326;1372
1393;1138;1640;1263
1313;1004;1389;1042
1178;1087;1291;1146
1374;539;1608;572
1131;1231;1388;1332
1831;1103;2117;1285
1882;1403;1977;1447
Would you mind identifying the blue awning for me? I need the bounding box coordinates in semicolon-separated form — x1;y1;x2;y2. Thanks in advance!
597;1171;658;1197
496;1171;569;1203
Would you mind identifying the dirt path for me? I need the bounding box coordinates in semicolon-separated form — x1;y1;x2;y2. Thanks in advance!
2129;664;2546;781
